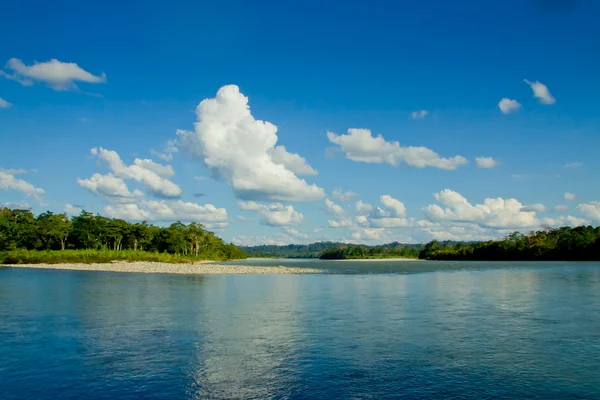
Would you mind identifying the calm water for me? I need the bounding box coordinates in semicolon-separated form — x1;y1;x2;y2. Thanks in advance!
1;261;600;399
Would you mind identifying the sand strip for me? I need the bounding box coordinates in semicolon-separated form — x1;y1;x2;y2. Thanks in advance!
2;262;323;275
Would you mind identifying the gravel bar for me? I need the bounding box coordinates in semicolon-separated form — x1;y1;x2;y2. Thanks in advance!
1;262;324;275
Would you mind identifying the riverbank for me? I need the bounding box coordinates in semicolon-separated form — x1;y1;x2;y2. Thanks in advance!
2;262;323;275
328;257;421;262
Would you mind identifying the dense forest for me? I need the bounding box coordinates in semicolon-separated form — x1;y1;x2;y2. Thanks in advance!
319;243;421;259
418;226;600;261
0;207;246;261
242;241;422;259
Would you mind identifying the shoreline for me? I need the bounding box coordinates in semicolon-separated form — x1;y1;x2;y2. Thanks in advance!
1;262;323;275
327;258;421;262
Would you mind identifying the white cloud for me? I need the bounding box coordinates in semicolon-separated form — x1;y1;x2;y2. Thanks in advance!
324;198;346;218
150;139;178;162
524;79;556;105
565;162;582;168
355;200;373;216
105;200;228;226
521;203;547;213
64;204;83;215
0;97;12;108
475;157;499;169
416;220;497;242
424;189;540;229
332;187;358;202
176;85;324;202
283;227;309;239
0;168;44;201
327;128;468;170
380;195;407;218
77;173;137;198
410;110;428;120
268;145;318;175
194;176;208;181
90;147;182;198
1;201;31;209
554;205;569;212
232;235;294;246
564;192;576;201
542;215;588;227
1;58;106;91
238;200;303;226
498;98;521;114
577;202;600;223
132;159;174;178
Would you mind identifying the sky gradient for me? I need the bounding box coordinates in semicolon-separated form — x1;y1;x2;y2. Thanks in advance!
1;0;599;245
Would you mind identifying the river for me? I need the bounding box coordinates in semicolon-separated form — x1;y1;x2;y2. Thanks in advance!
1;260;599;399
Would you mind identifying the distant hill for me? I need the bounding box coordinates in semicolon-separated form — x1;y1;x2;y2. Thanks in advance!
240;241;424;259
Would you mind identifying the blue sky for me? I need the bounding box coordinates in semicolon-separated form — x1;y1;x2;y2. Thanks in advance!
1;0;599;245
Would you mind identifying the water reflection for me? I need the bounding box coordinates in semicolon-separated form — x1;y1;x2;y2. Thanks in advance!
2;263;600;399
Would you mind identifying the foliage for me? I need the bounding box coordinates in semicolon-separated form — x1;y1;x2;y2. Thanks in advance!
319;243;420;259
418;226;600;261
0;207;246;263
241;241;421;259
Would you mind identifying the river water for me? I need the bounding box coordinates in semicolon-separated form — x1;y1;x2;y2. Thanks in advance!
1;260;600;399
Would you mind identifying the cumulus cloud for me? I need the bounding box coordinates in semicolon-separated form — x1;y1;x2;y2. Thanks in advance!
554;205;569;212
64;204;83;215
268;145;318;175
524;79;556;105
577;202;600;223
90;147;182;198
498;98;521;114
410;110;428;120
332;187;358;202
1;58;106;91
565;162;582;168
564;192;576;201
327;129;468;170
132;159;174;178
542;215;588;227
0;168;45;201
521;203;547;213
324;198;346;218
355;200;373;216
176;85;324;202
232;235;294;246
77;173;139;198
2;201;31;209
475;157;499;169
283;227;309;239
424;189;540;229
0;97;12;108
105;200;228;225
238;200;303;226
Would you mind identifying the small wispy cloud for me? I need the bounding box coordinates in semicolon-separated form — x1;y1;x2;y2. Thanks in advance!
1;58;106;92
564;192;576;201
410;110;428;120
475;157;499;169
498;98;521;114
0;97;12;108
524;79;556;105
564;162;582;168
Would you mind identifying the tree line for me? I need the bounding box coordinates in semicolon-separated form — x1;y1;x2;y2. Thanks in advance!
319;243;420;259
0;207;246;260
241;241;422;259
418;225;600;261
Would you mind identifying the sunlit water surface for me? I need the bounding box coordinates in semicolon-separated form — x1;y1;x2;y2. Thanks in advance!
1;260;600;399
